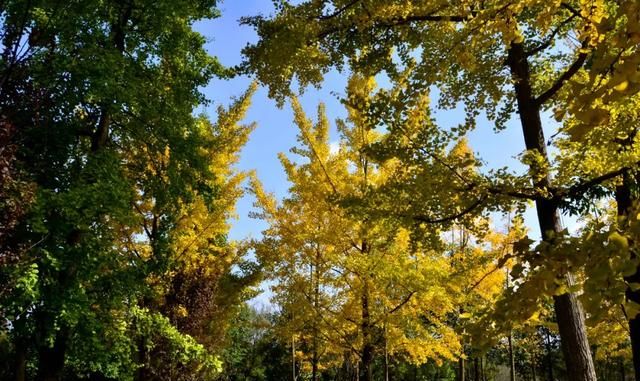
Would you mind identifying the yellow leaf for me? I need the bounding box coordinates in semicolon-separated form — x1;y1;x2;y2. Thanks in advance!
614;81;629;92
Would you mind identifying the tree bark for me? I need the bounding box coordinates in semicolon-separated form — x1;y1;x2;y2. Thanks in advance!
361;286;374;381
360;239;374;381
384;320;390;381
292;334;297;381
615;176;640;381
14;338;26;381
312;254;320;381
507;41;596;381
459;357;466;381
545;330;554;381
481;356;486;381
509;333;516;381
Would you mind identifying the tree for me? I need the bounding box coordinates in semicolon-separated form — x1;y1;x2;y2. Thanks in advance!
0;1;251;380
242;2;640;380
251;91;461;381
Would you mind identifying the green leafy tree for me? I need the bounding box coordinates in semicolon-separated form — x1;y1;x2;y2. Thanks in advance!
0;1;244;380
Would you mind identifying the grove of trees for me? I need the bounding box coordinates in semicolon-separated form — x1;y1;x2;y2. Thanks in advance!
1;0;640;381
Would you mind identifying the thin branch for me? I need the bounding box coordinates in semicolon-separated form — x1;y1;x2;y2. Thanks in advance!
316;10;468;40
372;291;416;326
560;3;585;19
554;163;639;202
388;14;467;23
486;185;541;201
525;14;577;57
297;118;340;195
411;196;486;224
468;253;515;292
317;0;361;20
133;202;154;240
535;47;588;106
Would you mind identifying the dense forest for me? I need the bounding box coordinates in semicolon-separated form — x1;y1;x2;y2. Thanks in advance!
1;0;640;380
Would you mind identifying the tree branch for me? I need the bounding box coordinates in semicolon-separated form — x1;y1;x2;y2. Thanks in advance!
560;3;585;19
525;14;577;57
411;196;486;224
317;0;361;20
535;47;588;106
486;185;541;201
554;163;639;202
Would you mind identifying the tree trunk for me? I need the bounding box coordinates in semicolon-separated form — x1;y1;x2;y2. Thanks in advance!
14;338;26;381
545;331;554;381
509;333;516;381
474;358;480;381
360;239;373;381
615;177;640;381
135;335;147;381
36;326;68;381
481;356;486;381
384;320;390;381
361;288;374;381
507;41;596;381
459;357;466;381
312;254;320;381
292;335;297;381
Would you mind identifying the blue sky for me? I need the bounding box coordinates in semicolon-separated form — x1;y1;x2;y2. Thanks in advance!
193;1;574;306
195;1;348;242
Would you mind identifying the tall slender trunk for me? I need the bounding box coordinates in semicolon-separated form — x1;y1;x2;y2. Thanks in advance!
360;239;374;381
532;357;537;381
506;269;516;381
459;357;466;381
384;319;390;381
135;335;147;381
506;41;596;381
474;358;480;381
312;253;320;381
292;335;297;381
545;330;554;381
361;283;373;381
14;338;26;381
615;176;640;381
509;333;516;381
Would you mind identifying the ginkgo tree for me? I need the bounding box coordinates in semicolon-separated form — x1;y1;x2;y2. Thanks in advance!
242;1;640;380
122;84;260;380
251;88;462;381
